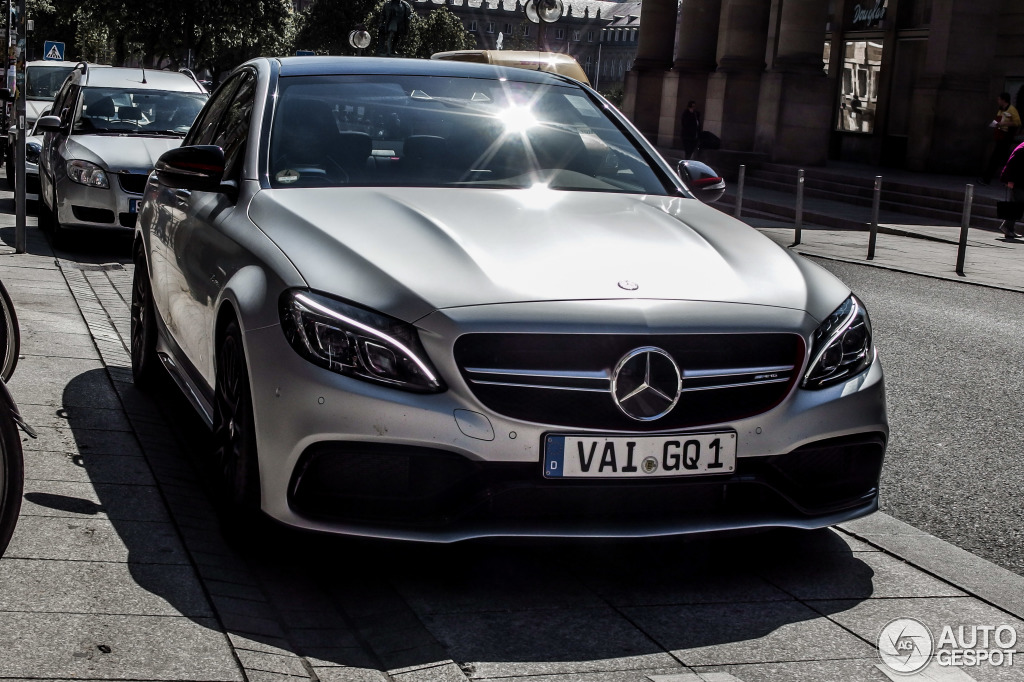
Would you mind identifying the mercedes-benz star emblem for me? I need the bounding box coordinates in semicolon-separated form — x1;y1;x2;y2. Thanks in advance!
618;280;639;291
611;347;682;421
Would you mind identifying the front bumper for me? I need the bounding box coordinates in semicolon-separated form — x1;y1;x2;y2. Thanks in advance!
55;171;146;232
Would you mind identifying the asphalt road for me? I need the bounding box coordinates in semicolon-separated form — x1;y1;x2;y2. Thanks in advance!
813;258;1024;576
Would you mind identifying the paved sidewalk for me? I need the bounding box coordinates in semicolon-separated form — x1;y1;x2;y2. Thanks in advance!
1;192;1024;681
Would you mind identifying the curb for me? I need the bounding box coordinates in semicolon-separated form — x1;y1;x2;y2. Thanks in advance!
838;513;1024;622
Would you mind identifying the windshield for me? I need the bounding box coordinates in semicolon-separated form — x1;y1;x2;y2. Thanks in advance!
268;74;670;195
25;65;75;101
73;87;208;135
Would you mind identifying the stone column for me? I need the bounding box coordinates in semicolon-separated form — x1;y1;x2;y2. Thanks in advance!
906;0;1001;173
657;0;722;148
754;0;832;164
621;0;676;140
705;0;772;151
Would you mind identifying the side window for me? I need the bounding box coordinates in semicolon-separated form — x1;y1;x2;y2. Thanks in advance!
211;71;256;181
55;85;79;126
184;75;242;146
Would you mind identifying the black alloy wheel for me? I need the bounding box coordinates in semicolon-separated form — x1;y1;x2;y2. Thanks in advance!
0;395;24;558
130;256;160;389
212;320;261;526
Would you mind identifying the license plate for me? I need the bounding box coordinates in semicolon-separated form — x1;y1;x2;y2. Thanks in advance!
544;432;736;479
129;198;142;213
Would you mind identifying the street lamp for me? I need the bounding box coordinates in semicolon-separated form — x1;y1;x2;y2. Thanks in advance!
523;0;563;52
348;26;371;55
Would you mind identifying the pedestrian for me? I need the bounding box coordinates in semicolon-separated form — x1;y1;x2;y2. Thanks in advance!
981;92;1020;185
998;140;1024;239
680;100;702;160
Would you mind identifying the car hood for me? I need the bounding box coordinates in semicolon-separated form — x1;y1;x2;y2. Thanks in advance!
249;187;848;323
66;134;183;173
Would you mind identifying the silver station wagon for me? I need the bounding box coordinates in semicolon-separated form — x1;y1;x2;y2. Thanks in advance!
132;56;888;542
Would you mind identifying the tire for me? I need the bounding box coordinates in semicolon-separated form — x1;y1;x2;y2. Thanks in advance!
130;255;160;390
0;399;24;558
212;320;262;532
37;179;54;232
47;185;69;249
0;280;20;384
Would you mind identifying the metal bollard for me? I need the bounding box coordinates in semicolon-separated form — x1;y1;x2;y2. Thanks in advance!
793;169;805;246
734;165;745;219
955;184;974;275
867;176;881;260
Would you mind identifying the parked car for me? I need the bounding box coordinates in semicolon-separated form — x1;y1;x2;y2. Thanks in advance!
432;50;590;85
8;114;46;204
0;278;36;558
36;65;208;245
133;56;887;542
2;60;85;174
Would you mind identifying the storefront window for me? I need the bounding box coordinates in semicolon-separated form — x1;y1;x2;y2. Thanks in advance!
837;40;883;133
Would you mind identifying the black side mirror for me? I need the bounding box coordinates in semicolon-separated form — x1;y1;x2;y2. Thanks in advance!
155;145;226;192
0;89;11;103
35;115;63;133
678;159;726;204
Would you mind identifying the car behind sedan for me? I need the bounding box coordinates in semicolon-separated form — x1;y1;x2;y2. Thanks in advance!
132;56;887;542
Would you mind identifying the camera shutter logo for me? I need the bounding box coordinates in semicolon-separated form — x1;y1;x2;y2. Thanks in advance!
879;618;933;674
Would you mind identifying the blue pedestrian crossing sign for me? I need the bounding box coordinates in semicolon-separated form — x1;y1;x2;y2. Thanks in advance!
43;41;65;61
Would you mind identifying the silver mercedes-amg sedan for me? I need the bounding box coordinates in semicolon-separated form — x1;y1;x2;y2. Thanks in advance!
132;56;887;542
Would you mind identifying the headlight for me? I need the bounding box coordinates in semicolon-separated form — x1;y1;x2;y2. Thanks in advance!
67;159;109;188
25;141;41;164
802;295;873;389
281;290;445;393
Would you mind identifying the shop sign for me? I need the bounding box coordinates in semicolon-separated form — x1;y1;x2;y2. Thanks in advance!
851;0;886;29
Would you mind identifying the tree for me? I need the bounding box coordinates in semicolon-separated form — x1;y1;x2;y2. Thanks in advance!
361;2;472;58
294;0;378;55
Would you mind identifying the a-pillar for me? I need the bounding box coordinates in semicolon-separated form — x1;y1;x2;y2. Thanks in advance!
705;0;772;150
657;0;722;148
621;0;676;140
755;0;831;165
905;0;1001;173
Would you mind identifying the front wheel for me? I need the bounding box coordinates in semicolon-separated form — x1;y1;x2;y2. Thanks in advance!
0;398;24;557
130;255;160;389
212;320;262;532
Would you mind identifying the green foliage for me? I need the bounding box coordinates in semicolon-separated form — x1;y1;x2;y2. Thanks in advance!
600;87;624;107
294;0;378;55
414;5;474;57
502;21;536;51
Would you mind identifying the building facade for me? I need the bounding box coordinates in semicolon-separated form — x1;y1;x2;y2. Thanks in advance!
411;0;641;89
623;0;1024;174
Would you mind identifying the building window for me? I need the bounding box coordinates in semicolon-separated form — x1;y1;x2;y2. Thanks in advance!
572;30;580;42
469;20;477;31
587;31;594;42
504;23;513;34
555;28;565;40
837;40;883;134
523;25;531;37
486;22;495;34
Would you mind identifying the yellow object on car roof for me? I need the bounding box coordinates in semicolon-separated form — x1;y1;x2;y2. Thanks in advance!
430;50;590;86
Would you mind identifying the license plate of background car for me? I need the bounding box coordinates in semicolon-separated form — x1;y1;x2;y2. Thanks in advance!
543;432;736;479
129;199;142;213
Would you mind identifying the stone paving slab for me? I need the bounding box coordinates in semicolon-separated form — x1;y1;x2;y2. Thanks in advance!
0;611;241;680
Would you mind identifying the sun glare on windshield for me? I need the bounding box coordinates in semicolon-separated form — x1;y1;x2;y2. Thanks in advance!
497;105;538;134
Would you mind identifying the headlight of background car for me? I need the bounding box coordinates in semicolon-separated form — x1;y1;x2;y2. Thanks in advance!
281;290;445;393
66;159;109;188
25;141;41;165
802;295;873;389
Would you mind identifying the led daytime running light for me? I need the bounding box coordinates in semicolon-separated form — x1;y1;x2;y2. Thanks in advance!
292;292;438;385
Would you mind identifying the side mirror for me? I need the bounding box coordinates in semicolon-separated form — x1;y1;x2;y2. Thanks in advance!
35;115;63;133
678;159;726;204
0;89;11;102
155;145;226;192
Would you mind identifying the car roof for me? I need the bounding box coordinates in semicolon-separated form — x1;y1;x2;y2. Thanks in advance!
24;60;86;69
79;67;206;92
272;56;569;87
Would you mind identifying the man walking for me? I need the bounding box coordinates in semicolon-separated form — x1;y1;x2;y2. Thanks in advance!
680;101;702;160
999;140;1024;239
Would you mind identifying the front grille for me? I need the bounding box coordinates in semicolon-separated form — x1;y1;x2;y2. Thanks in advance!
71;205;115;224
454;333;804;431
117;173;148;194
